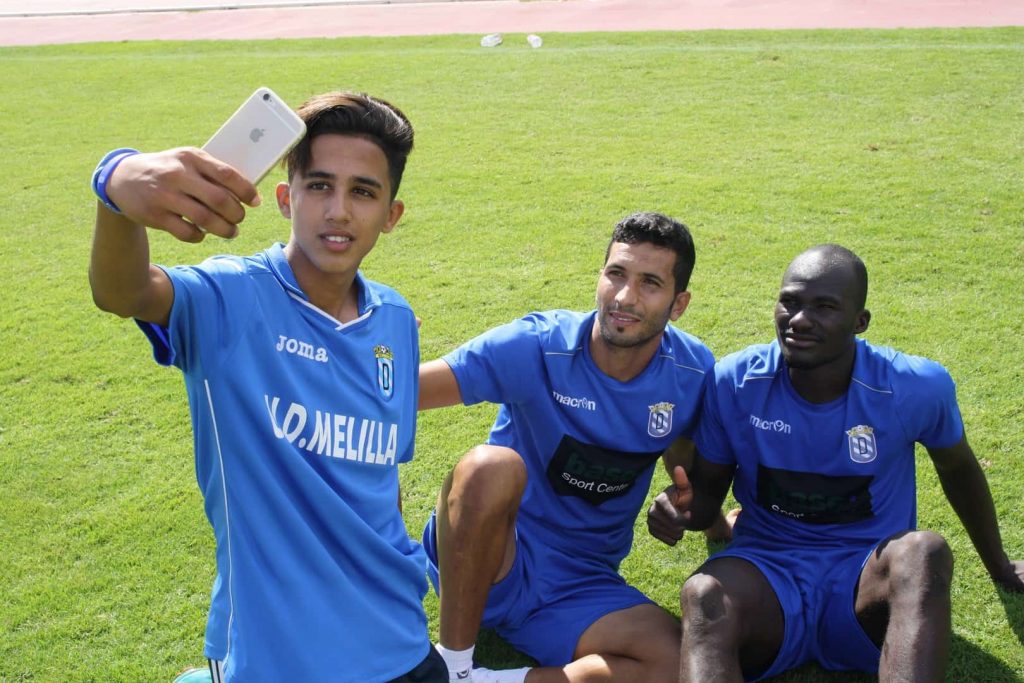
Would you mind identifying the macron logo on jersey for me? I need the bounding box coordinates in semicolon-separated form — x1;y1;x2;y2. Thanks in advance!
749;414;792;434
552;390;596;411
276;335;328;364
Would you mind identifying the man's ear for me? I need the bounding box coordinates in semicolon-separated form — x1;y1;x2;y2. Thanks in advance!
382;200;405;234
276;182;291;219
670;291;692;322
855;309;871;334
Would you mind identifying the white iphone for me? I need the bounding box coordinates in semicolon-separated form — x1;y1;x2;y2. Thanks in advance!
202;87;306;184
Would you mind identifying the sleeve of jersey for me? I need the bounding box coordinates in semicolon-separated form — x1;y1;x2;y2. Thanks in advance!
443;316;543;407
693;366;737;466
893;353;965;450
134;257;254;373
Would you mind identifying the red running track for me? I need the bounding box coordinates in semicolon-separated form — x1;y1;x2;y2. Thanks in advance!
1;0;1022;47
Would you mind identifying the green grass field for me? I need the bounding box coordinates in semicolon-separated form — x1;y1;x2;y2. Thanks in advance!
1;27;1022;682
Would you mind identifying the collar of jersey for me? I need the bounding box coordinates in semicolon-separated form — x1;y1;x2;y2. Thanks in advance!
774;340;851;412
264;242;382;315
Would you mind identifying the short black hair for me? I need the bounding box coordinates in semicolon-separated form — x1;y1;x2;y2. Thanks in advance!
286;92;413;199
790;244;869;309
605;212;696;294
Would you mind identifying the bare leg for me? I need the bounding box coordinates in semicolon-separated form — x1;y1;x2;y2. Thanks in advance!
440;448;679;682
679;558;784;683
855;530;954;683
437;445;526;650
523;604;680;683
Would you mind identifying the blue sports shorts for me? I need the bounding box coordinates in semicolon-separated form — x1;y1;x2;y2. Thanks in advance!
422;511;652;665
705;541;882;681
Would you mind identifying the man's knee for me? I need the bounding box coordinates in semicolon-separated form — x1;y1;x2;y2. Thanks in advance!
887;531;954;600
680;573;732;631
447;445;527;512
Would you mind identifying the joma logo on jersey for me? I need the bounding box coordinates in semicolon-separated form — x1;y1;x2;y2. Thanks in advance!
846;425;878;463
276;335;328;363
647;401;675;438
374;344;395;400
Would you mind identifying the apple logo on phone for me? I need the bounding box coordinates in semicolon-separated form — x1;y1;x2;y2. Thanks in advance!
250;128;266;143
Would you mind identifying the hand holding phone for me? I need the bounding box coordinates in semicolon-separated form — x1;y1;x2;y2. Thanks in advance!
202;87;306;185
102;88;303;241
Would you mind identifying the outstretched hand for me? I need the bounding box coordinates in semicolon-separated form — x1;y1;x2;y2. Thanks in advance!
647;465;694;546
993;560;1024;593
105;147;261;242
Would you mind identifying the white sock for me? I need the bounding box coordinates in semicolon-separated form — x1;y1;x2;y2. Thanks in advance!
435;644;475;681
472;666;531;683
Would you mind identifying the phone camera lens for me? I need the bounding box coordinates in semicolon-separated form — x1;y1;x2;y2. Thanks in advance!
262;92;271;101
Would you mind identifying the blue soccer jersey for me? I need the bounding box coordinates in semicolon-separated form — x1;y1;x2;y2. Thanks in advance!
696;339;964;549
137;244;430;683
444;310;714;567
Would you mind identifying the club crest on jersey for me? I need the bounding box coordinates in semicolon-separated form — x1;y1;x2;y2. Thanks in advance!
846;424;878;463
648;401;675;438
374;345;395;400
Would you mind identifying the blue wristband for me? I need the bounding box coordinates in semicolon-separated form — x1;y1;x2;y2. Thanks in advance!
91;147;140;214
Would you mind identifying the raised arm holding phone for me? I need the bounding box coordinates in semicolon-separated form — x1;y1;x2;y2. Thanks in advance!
89;90;447;683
